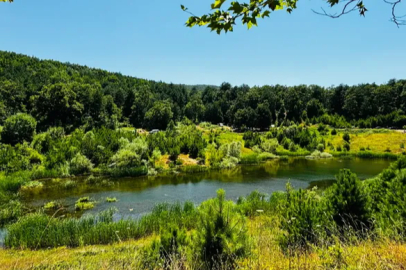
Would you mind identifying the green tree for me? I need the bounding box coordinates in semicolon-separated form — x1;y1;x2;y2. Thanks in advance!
197;189;249;268
1;114;37;145
31;83;84;130
144;101;174;130
327;169;371;230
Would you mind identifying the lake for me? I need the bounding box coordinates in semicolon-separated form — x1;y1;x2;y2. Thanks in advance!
22;158;391;217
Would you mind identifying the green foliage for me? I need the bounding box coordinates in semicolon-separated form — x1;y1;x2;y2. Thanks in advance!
70;153;93;175
144;101;174;130
197;189;250;268
317;143;325;152
237;190;269;216
343;142;351;151
1;113;37;145
280;184;328;250
243;131;261;148
343;132;351;143
75;197;95;211
326;169;372;231
106;197;117;203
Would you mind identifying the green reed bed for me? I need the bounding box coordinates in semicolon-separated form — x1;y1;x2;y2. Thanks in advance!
102;166;148;178
239;153;259;164
331;151;399;159
5;201;198;249
178;165;209;174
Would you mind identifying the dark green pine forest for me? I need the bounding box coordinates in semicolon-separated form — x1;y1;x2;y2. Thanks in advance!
1;50;406;133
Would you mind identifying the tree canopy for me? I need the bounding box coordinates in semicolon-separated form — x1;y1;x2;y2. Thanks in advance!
1;51;406;132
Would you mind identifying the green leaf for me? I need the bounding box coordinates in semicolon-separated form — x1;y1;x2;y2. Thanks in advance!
262;10;271;18
211;0;227;10
180;5;187;11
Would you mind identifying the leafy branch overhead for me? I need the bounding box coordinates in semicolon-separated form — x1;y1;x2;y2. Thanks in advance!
181;0;405;34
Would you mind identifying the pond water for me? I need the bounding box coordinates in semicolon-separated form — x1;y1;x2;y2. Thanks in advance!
22;158;391;218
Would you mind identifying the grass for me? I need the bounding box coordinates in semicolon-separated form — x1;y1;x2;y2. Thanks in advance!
240;153;259;164
217;131;243;145
5;202;198;249
178;165;209;173
2;216;406;269
326;130;406;155
102;166;148;178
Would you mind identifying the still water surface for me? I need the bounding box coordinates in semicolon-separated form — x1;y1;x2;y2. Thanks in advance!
23;158;391;217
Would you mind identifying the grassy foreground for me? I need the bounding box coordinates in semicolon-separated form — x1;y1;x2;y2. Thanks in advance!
1;216;406;270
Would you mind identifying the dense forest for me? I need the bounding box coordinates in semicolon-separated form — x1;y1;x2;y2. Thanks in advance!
1;51;406;132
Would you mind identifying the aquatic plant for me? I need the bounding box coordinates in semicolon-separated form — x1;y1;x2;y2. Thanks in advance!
106;197;117;203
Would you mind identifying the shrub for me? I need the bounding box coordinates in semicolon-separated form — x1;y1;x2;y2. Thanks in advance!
1;113;37;145
401;143;405;149
237;190;269;216
261;139;279;154
288;142;297;152
70;153;93;175
280;184;328;250
196;189;250;268
0;196;23;226
159;225;188;269
326;169;372;232
343;142;350;151
336;145;342;152
219;156;239;169
342;133;350;143
257;152;277;161
317;143;325;152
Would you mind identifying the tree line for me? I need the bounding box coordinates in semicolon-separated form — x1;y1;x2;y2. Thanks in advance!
1;50;406;133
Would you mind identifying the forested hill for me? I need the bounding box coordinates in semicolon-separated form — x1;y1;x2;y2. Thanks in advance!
1;50;406;132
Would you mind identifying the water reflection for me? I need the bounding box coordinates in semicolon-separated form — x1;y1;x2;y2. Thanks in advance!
22;158;390;216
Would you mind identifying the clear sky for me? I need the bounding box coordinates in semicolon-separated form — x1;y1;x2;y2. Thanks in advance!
1;0;405;87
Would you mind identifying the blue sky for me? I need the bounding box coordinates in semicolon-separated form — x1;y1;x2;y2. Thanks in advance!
1;0;405;87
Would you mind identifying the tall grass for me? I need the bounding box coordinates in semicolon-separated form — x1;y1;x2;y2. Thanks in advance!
331;151;398;159
102;166;148;178
178;165;209;174
5;202;198;249
239;153;259;164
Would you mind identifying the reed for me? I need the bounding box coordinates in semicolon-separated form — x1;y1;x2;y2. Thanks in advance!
5;201;198;249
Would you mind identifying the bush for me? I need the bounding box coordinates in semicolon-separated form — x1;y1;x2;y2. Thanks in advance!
280;184;328;250
1;114;37;145
317;143;325;152
257;152;277;161
343;142;350;151
261;139;279;154
70;153;93;175
288;142;297;152
326;169;372;231
196;189;250;268
342;133;350;143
